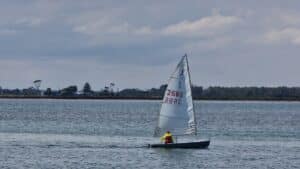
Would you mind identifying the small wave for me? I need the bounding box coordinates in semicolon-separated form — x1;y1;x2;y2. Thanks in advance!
2;143;149;149
73;144;149;149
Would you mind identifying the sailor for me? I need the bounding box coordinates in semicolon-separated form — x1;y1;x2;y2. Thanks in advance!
160;131;174;144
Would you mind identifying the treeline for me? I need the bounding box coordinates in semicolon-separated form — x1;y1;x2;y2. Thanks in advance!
197;86;300;100
115;85;300;100
0;83;109;97
1;83;300;100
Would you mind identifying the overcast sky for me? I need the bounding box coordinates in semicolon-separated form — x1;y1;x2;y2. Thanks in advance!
1;0;300;90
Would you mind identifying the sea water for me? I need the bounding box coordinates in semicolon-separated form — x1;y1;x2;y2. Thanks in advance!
0;99;299;168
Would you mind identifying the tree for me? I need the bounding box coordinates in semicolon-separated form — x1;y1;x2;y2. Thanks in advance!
192;86;203;99
60;85;77;96
44;88;52;96
83;82;92;95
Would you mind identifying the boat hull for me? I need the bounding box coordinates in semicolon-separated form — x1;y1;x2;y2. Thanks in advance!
148;140;210;149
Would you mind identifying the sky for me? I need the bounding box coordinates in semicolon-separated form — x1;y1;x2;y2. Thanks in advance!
1;0;300;90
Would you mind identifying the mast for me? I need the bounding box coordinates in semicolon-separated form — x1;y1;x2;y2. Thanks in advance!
184;54;197;135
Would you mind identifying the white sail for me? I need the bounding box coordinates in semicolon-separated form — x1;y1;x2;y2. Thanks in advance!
154;54;196;137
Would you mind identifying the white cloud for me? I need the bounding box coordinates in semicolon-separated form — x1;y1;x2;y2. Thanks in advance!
250;10;300;45
72;20;156;46
161;14;240;37
15;17;43;27
263;28;300;45
266;10;300;27
72;13;240;46
134;26;153;35
73;21;154;36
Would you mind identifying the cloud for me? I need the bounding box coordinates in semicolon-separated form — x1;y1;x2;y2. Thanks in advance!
0;58;174;89
73;21;153;37
2;1;300;88
263;28;300;45
249;10;300;46
161;14;240;37
15;17;43;27
267;10;300;27
72;12;240;47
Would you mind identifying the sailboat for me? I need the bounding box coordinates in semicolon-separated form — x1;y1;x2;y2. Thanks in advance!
148;54;210;149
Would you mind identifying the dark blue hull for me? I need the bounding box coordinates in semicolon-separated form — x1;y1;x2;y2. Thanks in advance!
148;140;210;149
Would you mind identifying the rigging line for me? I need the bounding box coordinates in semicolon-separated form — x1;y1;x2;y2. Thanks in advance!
166;57;185;84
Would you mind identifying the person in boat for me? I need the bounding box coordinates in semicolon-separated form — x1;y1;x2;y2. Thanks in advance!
160;131;174;144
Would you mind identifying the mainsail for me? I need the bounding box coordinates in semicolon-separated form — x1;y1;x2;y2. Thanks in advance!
154;54;197;137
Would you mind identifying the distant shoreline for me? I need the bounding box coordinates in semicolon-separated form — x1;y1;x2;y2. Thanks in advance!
1;95;300;101
2;86;300;101
0;96;161;100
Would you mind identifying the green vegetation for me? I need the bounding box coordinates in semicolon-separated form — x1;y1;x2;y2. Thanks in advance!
60;86;78;96
83;82;92;95
44;88;52;96
1;83;300;100
197;86;300;100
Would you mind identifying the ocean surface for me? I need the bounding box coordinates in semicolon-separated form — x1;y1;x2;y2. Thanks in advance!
0;99;299;168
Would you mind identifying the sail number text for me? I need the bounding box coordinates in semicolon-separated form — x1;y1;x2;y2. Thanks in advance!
163;90;183;105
